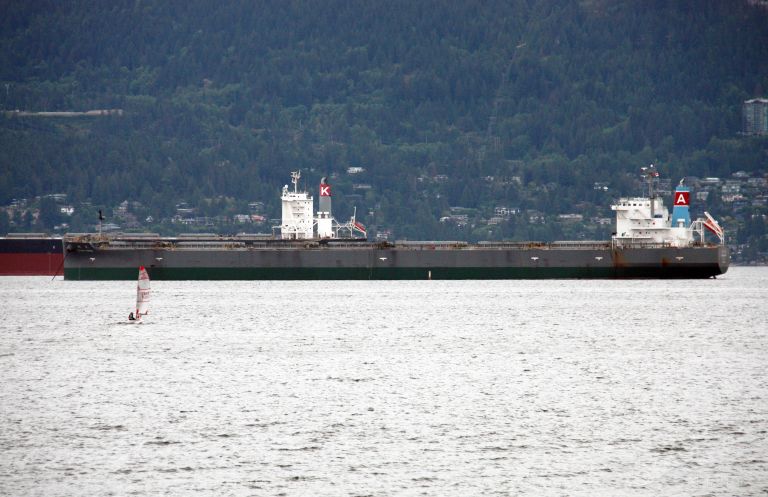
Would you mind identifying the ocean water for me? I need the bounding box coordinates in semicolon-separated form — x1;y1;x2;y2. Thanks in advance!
1;268;767;496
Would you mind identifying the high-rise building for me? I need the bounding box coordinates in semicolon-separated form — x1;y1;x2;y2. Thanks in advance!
743;98;768;135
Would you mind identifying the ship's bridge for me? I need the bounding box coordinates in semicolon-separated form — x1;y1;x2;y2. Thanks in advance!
611;196;672;244
280;171;314;240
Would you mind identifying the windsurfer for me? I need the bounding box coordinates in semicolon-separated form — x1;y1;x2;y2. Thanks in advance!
128;312;136;321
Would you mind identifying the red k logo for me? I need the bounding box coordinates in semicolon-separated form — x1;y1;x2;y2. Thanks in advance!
320;184;331;196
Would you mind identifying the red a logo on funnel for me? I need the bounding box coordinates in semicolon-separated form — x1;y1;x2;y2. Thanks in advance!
320;184;331;196
674;191;689;206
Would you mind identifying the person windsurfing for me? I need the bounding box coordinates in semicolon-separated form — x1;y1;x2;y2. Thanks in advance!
128;311;136;321
133;266;150;322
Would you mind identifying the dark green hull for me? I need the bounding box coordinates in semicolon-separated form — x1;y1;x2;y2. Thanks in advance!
64;266;723;280
63;243;729;280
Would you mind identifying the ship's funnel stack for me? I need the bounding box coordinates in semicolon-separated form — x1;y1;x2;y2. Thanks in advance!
319;177;332;216
671;181;691;228
317;177;333;239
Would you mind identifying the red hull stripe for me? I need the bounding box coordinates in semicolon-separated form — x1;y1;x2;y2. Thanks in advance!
0;253;64;275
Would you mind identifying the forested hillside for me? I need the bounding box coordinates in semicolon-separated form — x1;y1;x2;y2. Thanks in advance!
1;0;767;257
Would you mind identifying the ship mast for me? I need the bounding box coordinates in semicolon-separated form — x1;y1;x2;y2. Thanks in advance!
641;164;659;218
98;209;104;238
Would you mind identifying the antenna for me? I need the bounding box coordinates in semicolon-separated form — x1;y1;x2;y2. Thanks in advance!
641;164;659;198
639;164;660;218
291;171;301;193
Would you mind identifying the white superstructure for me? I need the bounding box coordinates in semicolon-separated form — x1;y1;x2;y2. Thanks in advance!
611;168;725;248
280;171;314;239
612;196;675;244
278;171;367;240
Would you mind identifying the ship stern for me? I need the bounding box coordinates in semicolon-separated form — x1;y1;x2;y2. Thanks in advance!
717;244;730;276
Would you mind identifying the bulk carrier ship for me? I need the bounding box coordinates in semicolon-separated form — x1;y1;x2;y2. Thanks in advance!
63;169;729;280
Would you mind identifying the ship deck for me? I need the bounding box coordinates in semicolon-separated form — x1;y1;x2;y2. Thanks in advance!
66;235;718;252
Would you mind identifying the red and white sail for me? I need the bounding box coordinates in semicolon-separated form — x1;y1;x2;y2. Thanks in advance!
136;266;150;319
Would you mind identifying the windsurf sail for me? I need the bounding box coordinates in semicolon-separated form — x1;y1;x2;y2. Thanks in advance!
135;266;150;319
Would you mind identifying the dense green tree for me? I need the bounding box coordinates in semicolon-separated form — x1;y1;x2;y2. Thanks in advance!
0;0;766;247
0;210;9;235
37;197;61;229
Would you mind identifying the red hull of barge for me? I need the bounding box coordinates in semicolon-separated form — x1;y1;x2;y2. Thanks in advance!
0;253;64;275
0;237;64;276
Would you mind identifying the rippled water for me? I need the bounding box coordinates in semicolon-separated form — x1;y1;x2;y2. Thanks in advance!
1;268;767;496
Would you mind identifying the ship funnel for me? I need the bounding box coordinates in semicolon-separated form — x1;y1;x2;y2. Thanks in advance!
671;181;691;228
319;177;332;216
317;177;333;238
